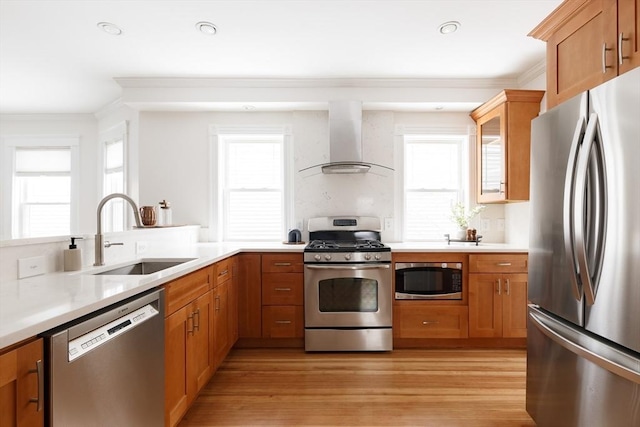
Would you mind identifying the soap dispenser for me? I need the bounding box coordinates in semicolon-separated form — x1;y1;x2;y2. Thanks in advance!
64;237;83;271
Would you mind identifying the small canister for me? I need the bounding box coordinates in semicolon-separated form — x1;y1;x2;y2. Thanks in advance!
159;200;172;226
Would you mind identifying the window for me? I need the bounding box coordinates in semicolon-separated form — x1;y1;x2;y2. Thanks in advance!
403;135;466;241
100;122;127;233
1;136;79;240
213;129;291;242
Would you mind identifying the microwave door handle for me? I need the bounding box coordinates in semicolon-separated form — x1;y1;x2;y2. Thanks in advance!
574;113;600;306
563;115;587;301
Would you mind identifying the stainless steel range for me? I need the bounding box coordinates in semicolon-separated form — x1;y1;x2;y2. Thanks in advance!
304;216;392;352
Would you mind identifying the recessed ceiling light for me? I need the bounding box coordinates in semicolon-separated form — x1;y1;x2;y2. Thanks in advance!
438;21;460;35
196;21;217;35
97;22;123;36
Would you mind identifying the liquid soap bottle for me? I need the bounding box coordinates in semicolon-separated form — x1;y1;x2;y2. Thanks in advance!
64;237;83;271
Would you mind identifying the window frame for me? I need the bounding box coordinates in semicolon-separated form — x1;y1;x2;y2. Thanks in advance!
209;125;293;242
1;135;80;240
394;125;470;242
99;121;128;233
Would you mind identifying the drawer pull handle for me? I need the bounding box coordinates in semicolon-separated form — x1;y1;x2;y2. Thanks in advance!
275;287;292;291
218;269;229;277
274;262;292;266
28;360;43;412
496;262;512;266
187;314;195;334
193;308;200;331
619;33;630;65
275;320;292;324
422;320;439;325
602;43;613;73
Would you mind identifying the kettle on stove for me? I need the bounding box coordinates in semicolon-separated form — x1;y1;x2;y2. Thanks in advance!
287;229;302;243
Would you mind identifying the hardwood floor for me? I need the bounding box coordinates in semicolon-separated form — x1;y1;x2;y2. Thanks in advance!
179;348;536;427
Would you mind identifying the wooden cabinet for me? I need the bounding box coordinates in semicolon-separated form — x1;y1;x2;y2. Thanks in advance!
394;305;469;338
470;90;545;203
468;254;529;338
236;253;262;339
0;338;44;427
261;253;304;339
162;266;213;427
530;0;640;108
212;257;238;370
393;253;469;340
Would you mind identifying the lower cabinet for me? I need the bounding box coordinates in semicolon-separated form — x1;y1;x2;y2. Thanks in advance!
468;254;529;338
394;305;469;339
261;254;304;339
0;338;44;427
212;256;239;370
163;266;213;427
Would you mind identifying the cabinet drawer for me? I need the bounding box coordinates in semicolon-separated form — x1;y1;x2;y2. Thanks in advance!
262;254;304;273
469;254;528;273
395;305;469;339
162;266;211;316
214;258;233;287
262;274;303;305
262;306;304;338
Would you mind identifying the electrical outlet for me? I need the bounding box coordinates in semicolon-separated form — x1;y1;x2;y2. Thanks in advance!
497;219;505;231
18;256;46;279
384;217;393;230
481;219;491;231
136;241;148;254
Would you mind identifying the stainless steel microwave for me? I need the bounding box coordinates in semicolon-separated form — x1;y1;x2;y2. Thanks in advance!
395;262;463;300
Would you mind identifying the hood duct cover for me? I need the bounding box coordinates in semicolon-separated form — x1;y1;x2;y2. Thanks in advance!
300;101;394;176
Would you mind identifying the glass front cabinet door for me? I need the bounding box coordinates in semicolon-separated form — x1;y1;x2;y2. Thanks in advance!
470;89;545;203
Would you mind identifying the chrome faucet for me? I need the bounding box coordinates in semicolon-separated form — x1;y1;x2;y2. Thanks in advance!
94;193;143;266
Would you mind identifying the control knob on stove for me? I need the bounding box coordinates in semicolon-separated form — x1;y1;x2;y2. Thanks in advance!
375;254;381;260
344;253;351;261
314;254;321;261
324;254;332;261
364;253;372;260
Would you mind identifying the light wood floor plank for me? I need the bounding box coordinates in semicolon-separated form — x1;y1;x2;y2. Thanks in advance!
179;348;535;427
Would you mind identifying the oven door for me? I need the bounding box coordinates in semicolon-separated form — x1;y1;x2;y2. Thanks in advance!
304;263;392;328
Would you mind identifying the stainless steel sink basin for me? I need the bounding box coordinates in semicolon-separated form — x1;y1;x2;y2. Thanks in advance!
94;258;196;275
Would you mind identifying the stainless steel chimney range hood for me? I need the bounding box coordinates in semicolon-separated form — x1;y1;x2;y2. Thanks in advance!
299;101;394;176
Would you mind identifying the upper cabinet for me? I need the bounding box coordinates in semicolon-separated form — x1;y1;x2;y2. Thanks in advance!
530;0;640;108
470;90;545;204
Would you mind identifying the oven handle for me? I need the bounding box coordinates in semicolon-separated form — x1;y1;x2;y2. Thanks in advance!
305;264;390;270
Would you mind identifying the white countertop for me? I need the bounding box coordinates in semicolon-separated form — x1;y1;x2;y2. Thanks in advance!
0;241;525;349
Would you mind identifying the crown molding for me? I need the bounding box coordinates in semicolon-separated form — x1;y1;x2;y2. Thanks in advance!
517;59;547;88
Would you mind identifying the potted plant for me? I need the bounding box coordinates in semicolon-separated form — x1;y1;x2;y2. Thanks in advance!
449;202;485;239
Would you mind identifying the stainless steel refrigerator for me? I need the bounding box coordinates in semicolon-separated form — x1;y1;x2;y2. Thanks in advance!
527;66;640;427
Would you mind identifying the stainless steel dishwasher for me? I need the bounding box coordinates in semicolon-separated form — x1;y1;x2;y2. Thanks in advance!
44;289;164;426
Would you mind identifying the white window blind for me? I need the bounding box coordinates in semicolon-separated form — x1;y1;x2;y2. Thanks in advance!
220;136;284;241
404;136;464;240
14;147;71;238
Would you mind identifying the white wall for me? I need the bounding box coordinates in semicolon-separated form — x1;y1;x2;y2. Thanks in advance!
137;109;508;243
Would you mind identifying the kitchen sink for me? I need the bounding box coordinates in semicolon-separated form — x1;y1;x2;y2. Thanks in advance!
93;258;196;275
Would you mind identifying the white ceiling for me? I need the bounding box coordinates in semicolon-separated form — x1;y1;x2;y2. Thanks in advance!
0;0;561;114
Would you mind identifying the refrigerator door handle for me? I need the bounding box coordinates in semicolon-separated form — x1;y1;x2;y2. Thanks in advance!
563;116;586;301
574;113;605;306
529;306;640;385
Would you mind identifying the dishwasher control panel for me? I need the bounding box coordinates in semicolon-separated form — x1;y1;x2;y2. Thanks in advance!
68;303;159;361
